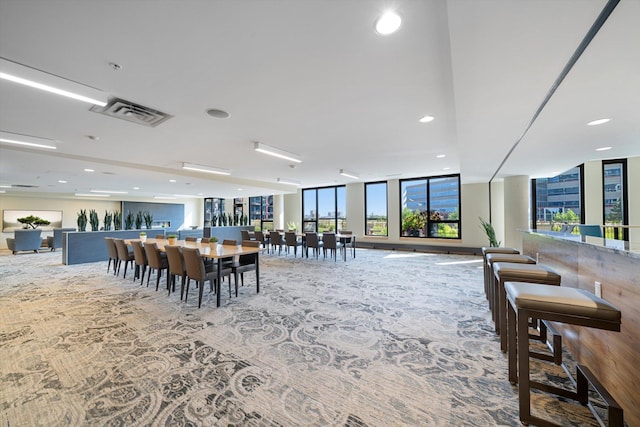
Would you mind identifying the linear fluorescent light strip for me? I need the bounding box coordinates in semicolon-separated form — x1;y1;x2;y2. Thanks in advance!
0;58;108;106
0;131;57;150
154;196;177;200
182;162;231;175
76;193;110;197
277;178;301;186
340;169;359;179
254;142;302;163
90;189;128;194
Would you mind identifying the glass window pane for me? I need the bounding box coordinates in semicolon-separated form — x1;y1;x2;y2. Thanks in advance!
428;222;459;238
365;182;387;236
400;179;427;237
318;187;335;232
603;162;623;224
534;166;582;231
303;189;316;221
428;176;459;220
337;186;346;231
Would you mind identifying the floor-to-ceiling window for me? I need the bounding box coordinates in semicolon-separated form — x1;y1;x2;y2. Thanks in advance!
302;185;346;232
249;195;274;231
602;159;628;240
365;181;388;236
531;165;584;231
399;174;461;239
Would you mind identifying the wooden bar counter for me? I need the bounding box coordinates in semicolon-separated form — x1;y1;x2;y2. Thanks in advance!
521;230;640;426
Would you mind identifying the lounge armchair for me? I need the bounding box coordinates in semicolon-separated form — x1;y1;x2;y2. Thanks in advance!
46;227;76;251
7;229;43;254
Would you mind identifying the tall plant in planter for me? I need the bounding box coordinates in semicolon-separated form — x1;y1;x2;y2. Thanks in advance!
479;217;500;247
143;211;153;229
89;209;100;231
135;211;143;229
221;214;227;226
77;209;88;231
113;210;122;230
103;210;113;231
124;211;135;230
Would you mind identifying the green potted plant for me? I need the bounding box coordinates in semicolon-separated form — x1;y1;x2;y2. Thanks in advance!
89;209;99;231
143;211;153;229
209;236;219;247
479;217;500;247
287;221;297;231
135;211;144;229
167;234;178;245
17;215;51;229
139;231;147;243
103;210;113;231
113;210;122;230
124;211;135;230
77;209;88;231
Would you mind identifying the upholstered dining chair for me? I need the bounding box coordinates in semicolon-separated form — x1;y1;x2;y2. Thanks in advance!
182;247;235;308
155;234;166;239
284;231;302;257
240;230;252;242
200;237;210;243
105;237;119;275
305;232;323;259
232;240;260;293
254;231;267;252
322;233;341;262
339;230;355;258
131;240;149;284
113;238;135;278
144;242;169;291
269;231;284;255
185;236;198;242
165;245;186;298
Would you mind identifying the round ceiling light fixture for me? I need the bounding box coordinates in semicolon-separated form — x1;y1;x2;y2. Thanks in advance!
375;11;402;35
587;118;610;126
206;108;230;119
419;115;435;123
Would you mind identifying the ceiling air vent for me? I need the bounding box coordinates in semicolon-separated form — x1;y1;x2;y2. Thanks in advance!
12;184;39;188
90;98;172;127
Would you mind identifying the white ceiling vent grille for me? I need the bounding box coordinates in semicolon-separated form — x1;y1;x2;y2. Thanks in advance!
90;98;172;127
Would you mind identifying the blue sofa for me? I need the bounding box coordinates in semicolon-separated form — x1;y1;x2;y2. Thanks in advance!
46;227;77;251
6;229;43;254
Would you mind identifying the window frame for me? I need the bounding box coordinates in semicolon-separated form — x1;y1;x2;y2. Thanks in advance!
364;181;388;236
601;159;628;240
302;185;346;233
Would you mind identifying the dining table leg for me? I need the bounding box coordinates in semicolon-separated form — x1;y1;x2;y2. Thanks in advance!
256;253;260;293
216;258;222;307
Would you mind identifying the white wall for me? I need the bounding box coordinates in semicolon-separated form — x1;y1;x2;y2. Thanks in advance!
583;160;604;225
503;175;529;251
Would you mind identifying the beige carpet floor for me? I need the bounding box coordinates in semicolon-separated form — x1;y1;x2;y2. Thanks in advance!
0;247;607;426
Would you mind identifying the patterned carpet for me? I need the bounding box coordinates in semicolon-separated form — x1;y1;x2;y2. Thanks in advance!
0;247;605;426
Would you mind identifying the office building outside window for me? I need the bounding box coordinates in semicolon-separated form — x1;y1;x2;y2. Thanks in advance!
532;165;584;231
399;174;461;239
602;159;628;240
302;186;346;232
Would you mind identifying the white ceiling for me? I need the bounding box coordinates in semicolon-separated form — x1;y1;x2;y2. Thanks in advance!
1;0;638;200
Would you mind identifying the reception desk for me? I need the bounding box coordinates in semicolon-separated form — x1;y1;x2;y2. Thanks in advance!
521;230;639;426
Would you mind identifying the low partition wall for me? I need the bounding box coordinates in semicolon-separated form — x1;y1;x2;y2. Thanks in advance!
356;240;481;255
63;230;155;265
203;226;254;243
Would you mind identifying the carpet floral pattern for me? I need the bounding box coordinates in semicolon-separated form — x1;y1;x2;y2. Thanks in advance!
0;248;603;426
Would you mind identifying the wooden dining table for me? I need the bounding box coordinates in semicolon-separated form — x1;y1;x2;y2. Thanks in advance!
127;238;261;307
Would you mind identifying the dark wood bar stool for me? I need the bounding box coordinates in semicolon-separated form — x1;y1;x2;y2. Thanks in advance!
481;247;519;301
505;282;622;427
485;253;534;324
493;262;561;353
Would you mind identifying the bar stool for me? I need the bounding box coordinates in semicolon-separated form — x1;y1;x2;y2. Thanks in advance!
505;282;622;427
481;247;519;301
485;253;534;323
493;262;561;352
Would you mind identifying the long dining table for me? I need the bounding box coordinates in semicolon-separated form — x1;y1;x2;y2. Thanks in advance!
127;238;261;307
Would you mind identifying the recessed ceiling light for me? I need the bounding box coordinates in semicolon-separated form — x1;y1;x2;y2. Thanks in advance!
84;168;94;172
133;187;140;190
375;11;402;35
436;154;446;158
596;146;612;151
443;167;451;170
587;118;611;126
206;108;230;119
419;115;435;123
58;180;67;183
237;188;243;191
169;179;176;183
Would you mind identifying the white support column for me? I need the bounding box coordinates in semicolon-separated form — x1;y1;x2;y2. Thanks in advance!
503;175;530;251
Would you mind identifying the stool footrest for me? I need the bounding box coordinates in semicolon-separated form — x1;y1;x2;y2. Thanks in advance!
577;364;623;427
